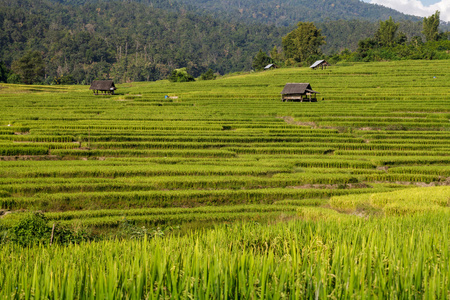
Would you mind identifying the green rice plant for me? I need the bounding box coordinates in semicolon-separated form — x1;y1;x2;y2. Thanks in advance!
0;173;359;196
2;213;450;298
226;146;334;155
52;149;237;158
335;149;449;157
272;172;360;185
55;211;297;227
382;202;444;216
0;146;48;156
4;187;389;211
273;198;329;206
40;204;297;221
388;165;450;177
11;135;75;142
370;186;450;209
371;156;450;166
363;173;442;183
297;206;356;221
329;193;373;211
0;163;289;178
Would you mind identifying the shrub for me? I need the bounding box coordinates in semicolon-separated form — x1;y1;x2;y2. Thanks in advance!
200;69;216;80
169;68;195;82
10;212;51;246
9;212;91;246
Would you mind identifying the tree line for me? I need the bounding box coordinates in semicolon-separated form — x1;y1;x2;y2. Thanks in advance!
0;0;448;85
0;0;288;84
252;11;449;71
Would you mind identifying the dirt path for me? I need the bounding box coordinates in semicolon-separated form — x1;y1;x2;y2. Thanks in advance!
0;211;11;219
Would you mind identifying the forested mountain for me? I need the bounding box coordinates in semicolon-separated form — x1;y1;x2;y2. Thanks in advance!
47;0;420;25
0;0;289;83
0;0;431;84
317;19;425;54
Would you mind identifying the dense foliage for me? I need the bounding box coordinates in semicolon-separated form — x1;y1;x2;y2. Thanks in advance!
0;0;288;84
116;0;421;25
326;12;450;63
282;22;325;64
252;49;273;71
10;51;46;84
1;0;449;84
422;11;441;42
317;19;426;54
0;0;440;85
168;67;195;82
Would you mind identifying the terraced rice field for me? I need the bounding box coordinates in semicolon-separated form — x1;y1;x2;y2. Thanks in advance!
0;60;449;228
1;60;450;298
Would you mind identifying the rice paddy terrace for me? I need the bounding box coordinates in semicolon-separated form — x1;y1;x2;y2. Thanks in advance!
1;60;450;298
0;60;449;227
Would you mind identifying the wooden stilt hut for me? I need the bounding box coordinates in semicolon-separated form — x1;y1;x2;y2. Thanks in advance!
281;83;319;102
310;60;329;70
89;80;117;95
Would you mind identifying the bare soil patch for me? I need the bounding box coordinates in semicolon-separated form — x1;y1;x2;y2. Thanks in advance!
287;183;370;189
0;155;61;161
376;166;389;172
277;116;316;128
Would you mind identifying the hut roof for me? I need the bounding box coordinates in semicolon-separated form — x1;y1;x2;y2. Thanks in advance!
281;83;319;95
310;60;328;69
89;80;117;91
264;63;276;70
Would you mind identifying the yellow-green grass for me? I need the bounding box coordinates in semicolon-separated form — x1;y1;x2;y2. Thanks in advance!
2;215;450;298
330;186;450;216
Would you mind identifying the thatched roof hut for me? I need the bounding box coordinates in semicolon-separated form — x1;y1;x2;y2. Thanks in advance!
281;83;319;102
89;80;117;95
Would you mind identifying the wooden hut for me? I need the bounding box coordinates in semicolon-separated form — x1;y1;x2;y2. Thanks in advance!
89;80;117;95
310;60;329;70
264;63;278;70
280;83;319;102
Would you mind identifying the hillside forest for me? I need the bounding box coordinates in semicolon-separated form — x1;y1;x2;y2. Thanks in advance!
0;0;449;84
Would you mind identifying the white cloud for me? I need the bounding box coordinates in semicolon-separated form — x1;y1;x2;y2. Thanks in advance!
366;0;450;22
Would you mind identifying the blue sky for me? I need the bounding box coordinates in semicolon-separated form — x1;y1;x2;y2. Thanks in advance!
416;0;442;4
361;0;449;21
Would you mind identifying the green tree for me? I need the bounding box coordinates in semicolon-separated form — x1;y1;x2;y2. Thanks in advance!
270;46;283;63
52;74;76;85
410;36;423;47
396;31;408;45
11;51;45;84
200;69;216;80
252;49;273;71
0;61;9;83
422;11;440;42
375;17;399;47
169;67;195;82
282;22;325;63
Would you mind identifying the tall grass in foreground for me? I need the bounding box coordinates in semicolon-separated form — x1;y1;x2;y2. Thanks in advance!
1;214;450;299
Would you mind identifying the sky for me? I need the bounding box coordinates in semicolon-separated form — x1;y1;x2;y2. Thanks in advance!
361;0;450;22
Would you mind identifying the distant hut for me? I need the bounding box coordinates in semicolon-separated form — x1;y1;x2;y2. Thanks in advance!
89;80;117;95
281;83;319;102
310;60;329;70
264;63;278;70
